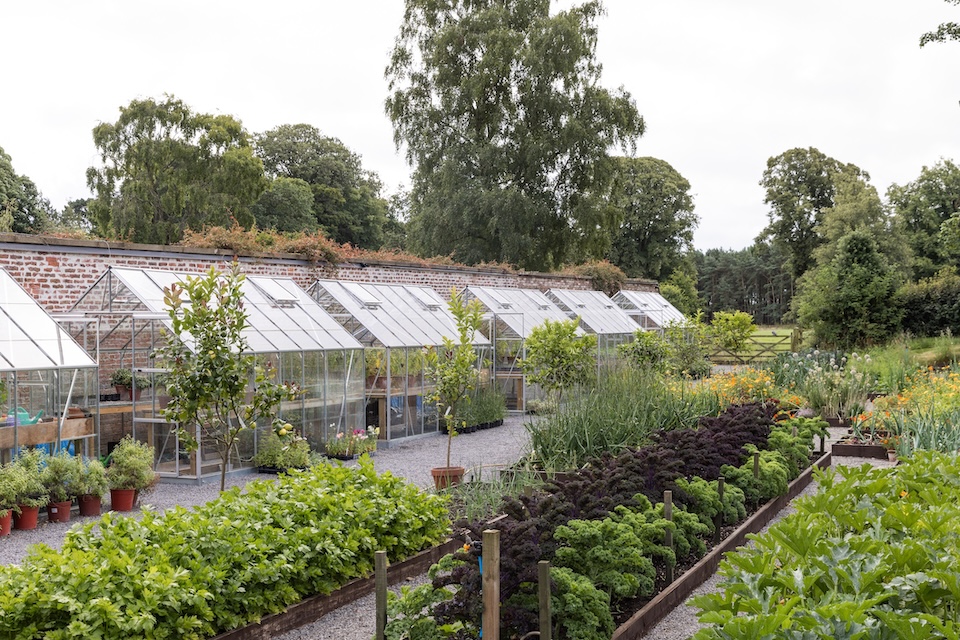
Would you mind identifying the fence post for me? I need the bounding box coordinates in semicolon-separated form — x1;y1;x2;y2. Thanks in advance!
483;529;501;640
713;476;724;545
753;451;760;479
538;560;552;640
375;551;388;640
664;490;674;584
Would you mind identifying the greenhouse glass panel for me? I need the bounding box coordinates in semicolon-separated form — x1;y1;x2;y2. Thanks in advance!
612;290;686;330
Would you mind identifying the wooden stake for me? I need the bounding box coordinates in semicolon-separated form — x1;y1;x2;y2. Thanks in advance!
753;451;760;478
714;476;725;545
538;560;552;640
483;529;500;640
375;551;387;640
664;490;674;584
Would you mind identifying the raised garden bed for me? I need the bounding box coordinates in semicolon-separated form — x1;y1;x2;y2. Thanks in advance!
831;442;888;459
612;450;832;639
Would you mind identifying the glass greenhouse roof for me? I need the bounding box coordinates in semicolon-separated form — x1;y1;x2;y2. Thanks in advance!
613;290;687;326
0;268;97;371
546;289;640;336
81;268;362;354
464;286;581;340
309;280;491;349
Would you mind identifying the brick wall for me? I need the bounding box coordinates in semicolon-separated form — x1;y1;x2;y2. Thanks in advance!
0;234;658;313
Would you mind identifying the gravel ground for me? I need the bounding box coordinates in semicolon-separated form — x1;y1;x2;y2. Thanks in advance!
0;416;897;640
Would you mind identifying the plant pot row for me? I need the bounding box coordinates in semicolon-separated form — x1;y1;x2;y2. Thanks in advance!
440;418;504;435
0;489;139;536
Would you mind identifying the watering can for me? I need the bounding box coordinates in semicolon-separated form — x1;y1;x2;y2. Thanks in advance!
4;407;43;426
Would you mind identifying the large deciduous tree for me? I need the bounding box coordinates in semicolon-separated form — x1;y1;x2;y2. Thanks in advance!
250;177;317;233
757;147;867;280
386;0;643;271
606;156;698;280
0;145;51;233
888;158;960;280
921;0;960;46
87;95;266;244
255;124;388;248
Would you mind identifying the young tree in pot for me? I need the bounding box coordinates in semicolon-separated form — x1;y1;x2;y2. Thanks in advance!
424;290;483;490
77;458;109;516
12;448;49;530
156;264;299;491
41;451;83;523
106;437;156;511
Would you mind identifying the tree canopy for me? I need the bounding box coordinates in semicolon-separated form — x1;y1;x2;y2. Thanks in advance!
921;0;960;46
386;0;643;271
606;157;698;281
254;124;388;248
250;177;316;233
757;147;868;280
87;95;266;244
0;145;51;234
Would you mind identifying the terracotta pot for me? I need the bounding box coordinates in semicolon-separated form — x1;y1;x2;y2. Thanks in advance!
78;494;102;517
110;488;138;512
47;500;73;523
0;510;11;536
887;450;898;463
431;466;465;490
14;504;40;530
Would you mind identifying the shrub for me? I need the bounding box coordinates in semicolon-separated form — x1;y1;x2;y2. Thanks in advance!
563;260;627;296
894;267;960;337
708;310;757;359
106;437;156;491
617;329;669;373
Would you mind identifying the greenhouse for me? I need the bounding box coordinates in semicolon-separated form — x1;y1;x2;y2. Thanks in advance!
546;288;640;363
612;290;686;331
0;268;99;464
68;267;365;481
308;280;491;442
462;286;578;411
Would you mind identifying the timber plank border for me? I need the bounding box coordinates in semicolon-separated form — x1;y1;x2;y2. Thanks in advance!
611;450;832;640
211;537;463;640
832;442;889;459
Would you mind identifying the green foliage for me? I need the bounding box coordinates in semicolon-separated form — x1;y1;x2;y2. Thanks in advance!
78;459;109;498
0;458;450;638
106;437;156;491
156;264;298;490
424;291;484;469
108;367;151;389
708;310;757;358
618;329;669;373
757;147;868;280
662;315;712;378
794;231;903;348
252;431;312;469
692;452;960;638
921;0;960;46
719;447;789;507
895;266;960;337
385;554;470;640
659;269;701;317
563;260;627;296
673;476;747;534
0;461;27;513
387;0;643;270
695;244;793;326
549;567;615;640
522;318;598;402
607;156;699;281
41;451;83;502
0;144;51;233
524;367;720;471
87;94;266;243
250;176;317;233
254;124;388;248
12;448;49;508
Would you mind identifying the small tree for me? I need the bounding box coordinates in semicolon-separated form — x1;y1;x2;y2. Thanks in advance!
424;291;484;471
618;329;669;374
522;318;598;405
156;264;298;490
709;310;757;363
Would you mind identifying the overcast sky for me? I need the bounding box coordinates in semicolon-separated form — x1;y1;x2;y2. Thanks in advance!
2;1;957;251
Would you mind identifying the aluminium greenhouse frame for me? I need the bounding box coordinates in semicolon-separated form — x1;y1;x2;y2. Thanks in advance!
546;288;640;367
612;290;687;331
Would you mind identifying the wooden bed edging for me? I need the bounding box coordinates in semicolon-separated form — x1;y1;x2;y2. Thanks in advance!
211;537;463;640
611;450;833;640
831;442;888;459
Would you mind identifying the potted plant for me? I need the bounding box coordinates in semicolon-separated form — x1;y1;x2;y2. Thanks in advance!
12;448;49;530
106;437;156;511
424;291;484;490
77;458;109;516
0;462;21;536
41;451;83;523
253;430;312;473
109;368;152;401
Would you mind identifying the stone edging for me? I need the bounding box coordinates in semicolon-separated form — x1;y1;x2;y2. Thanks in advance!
210;537;463;640
612;450;833;639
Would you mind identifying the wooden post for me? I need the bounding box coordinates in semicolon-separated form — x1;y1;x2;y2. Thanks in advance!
713;476;724;545
538;560;552;640
375;551;388;640
820;434;826;454
664;490;674;584
483;529;500;640
753;451;760;479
